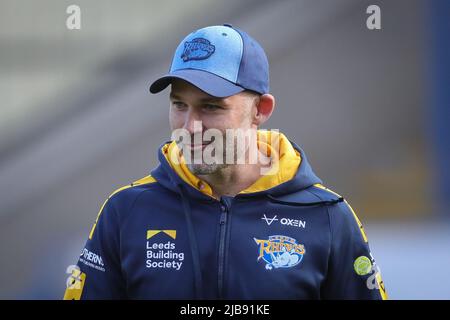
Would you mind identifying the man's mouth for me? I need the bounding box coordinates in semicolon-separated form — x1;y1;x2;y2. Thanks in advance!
183;142;212;151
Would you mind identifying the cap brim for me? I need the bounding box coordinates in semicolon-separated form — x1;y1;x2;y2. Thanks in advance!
149;69;245;98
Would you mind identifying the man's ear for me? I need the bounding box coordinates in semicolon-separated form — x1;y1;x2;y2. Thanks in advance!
253;94;275;126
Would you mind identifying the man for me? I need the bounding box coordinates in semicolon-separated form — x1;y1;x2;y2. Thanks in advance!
64;24;387;300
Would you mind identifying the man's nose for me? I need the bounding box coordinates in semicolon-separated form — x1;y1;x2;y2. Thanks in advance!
183;110;203;135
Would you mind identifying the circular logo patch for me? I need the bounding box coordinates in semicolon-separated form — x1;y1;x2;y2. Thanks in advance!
354;256;372;276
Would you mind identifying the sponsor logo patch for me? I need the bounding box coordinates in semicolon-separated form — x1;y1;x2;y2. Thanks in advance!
261;214;306;229
354;255;372;276
145;229;184;271
79;248;105;272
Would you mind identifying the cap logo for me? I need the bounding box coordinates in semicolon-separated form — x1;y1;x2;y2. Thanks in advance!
181;38;215;62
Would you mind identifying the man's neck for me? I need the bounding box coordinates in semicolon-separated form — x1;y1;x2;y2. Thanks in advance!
198;163;261;198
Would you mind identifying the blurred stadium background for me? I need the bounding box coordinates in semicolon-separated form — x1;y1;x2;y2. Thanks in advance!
0;0;449;299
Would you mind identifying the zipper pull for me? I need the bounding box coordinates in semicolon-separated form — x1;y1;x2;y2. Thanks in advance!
219;200;228;225
219;213;227;225
220;206;227;224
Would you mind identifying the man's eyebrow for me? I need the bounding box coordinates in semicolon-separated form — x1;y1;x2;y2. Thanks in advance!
200;97;225;104
169;93;225;104
169;93;182;100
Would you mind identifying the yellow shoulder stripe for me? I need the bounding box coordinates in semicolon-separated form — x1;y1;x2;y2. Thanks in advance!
131;175;157;186
313;183;368;243
376;272;388;300
88;175;157;240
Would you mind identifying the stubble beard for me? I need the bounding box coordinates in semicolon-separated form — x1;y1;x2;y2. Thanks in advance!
187;162;229;175
185;135;250;175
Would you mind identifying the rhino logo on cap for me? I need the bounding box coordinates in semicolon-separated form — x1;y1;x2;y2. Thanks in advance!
181;38;215;62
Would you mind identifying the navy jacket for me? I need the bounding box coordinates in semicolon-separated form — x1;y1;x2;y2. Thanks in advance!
64;131;387;300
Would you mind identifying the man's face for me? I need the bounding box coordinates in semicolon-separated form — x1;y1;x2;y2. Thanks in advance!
169;79;258;175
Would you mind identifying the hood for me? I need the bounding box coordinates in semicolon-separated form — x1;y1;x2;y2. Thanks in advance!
150;130;322;200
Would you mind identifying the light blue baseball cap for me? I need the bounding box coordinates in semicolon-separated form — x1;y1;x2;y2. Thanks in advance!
149;24;269;98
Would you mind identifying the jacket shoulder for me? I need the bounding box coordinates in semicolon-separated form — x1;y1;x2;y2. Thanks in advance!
108;175;158;201
311;184;369;243
106;175;165;213
306;183;343;202
88;175;159;240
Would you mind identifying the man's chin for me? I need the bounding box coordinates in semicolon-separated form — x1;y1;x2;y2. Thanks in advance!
187;163;227;175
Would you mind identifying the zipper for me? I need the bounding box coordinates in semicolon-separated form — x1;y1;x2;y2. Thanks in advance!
217;197;230;299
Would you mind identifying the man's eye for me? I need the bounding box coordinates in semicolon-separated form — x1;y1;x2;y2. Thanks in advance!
203;104;221;111
172;101;187;109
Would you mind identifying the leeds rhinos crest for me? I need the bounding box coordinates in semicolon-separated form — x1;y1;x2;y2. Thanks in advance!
254;235;305;270
181;38;215;62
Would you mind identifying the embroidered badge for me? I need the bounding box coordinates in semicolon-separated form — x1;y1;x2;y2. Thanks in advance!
181;38;215;62
254;235;305;270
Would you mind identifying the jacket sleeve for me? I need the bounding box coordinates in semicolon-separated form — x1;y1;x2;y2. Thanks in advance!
321;200;388;300
64;196;126;300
